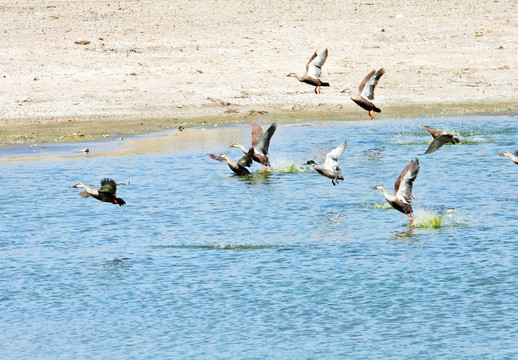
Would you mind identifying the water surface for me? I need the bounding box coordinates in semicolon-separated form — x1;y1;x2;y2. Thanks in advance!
1;116;517;359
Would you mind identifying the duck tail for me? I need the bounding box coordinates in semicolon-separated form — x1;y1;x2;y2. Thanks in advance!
321;82;330;87
373;106;381;113
114;197;126;206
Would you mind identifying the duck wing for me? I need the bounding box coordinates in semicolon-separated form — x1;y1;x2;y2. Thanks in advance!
306;49;328;80
394;158;419;203
238;147;255;167
251;122;264;148
359;68;385;101
423;138;446;154
323;141;346;169
99;178;117;195
423;126;442;139
305;51;318;73
255;123;277;155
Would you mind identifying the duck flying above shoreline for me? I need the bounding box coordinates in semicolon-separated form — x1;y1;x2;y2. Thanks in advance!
306;141;346;186
208;148;255;175
229;122;277;172
422;125;460;154
499;150;518;165
72;178;126;206
342;68;385;119
372;158;419;226
287;49;329;94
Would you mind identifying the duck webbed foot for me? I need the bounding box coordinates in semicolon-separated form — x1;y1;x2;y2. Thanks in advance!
369;110;375;119
408;213;414;226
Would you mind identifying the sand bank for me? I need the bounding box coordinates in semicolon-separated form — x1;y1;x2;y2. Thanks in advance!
1;0;516;145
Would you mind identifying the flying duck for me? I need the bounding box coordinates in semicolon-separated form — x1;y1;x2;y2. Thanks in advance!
499;150;518;164
229;122;277;172
342;68;385;119
306;141;346;186
72;178;126;206
372;158;420;226
287;49;329;94
422;126;460;154
208;148;255;175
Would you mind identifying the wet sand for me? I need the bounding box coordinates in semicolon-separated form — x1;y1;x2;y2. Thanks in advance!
1;0;517;145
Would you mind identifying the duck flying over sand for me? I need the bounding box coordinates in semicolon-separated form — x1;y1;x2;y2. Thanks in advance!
72;178;126;206
306;141;346;186
372;158;420;226
209;148;255;175
499;150;518;165
342;68;385;119
422;125;460;154
229;122;277;172
287;49;329;94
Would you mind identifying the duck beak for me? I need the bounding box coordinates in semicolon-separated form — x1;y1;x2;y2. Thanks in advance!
72;185;77;188
371;186;377;190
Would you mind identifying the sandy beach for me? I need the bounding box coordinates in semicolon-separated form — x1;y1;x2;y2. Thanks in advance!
1;0;516;145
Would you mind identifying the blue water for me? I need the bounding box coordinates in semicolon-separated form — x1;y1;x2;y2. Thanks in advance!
1;116;517;359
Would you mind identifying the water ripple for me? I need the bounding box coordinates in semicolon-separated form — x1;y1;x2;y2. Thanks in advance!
1;116;517;359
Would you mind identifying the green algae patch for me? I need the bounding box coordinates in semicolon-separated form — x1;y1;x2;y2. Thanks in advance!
414;214;444;229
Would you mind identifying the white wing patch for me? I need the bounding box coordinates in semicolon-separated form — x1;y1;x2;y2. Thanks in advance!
395;160;419;203
360;69;385;101
306;49;327;80
323;141;346;169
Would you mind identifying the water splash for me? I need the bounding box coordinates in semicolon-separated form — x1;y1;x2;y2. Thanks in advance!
460;136;494;144
413;208;470;228
390;130;422;146
153;244;295;250
362;148;383;161
365;202;393;210
240;171;273;182
270;157;310;173
390;139;423;146
413;210;443;228
459;128;516;137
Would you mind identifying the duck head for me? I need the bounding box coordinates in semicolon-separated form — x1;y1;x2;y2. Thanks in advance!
305;160;317;166
499;151;512;157
218;153;231;161
372;184;385;191
72;182;86;189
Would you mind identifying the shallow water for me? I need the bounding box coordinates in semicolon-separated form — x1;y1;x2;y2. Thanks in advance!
1;116;517;359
